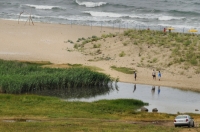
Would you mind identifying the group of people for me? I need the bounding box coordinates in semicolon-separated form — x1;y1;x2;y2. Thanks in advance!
152;69;161;81
133;69;162;81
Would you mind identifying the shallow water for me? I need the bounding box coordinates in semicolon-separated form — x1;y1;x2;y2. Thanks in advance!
67;82;200;114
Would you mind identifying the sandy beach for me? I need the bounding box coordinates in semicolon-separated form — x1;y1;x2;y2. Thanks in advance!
0;19;199;91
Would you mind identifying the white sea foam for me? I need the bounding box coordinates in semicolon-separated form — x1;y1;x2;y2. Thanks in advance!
83;11;128;18
9;12;43;19
23;4;63;10
158;16;185;21
76;0;107;8
84;11;163;20
68;15;115;22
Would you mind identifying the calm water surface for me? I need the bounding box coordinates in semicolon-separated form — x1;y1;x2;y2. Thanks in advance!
67;82;200;114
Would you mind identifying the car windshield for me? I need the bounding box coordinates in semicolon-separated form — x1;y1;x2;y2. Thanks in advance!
176;115;187;119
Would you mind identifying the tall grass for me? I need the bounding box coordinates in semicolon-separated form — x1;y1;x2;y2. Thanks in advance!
0;60;113;94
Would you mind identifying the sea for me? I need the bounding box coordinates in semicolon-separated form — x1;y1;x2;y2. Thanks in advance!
0;0;200;33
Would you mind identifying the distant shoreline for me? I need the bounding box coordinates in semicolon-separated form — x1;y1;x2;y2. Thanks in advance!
1;18;199;35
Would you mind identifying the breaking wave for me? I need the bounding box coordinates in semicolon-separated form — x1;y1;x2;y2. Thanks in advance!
75;0;107;8
158;16;185;21
22;4;64;10
83;11;127;17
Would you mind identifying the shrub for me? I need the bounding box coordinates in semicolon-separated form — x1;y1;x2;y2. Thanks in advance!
93;44;101;48
190;57;198;65
119;51;125;57
74;44;79;49
184;40;191;46
101;34;108;38
152;58;158;63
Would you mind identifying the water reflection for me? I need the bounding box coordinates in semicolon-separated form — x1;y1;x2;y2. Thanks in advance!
67;82;200;114
28;81;200;114
133;84;136;93
158;86;161;95
151;85;155;96
29;85;114;99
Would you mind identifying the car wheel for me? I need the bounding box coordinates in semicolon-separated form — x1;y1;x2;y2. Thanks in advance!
192;122;195;127
174;125;177;127
188;123;191;128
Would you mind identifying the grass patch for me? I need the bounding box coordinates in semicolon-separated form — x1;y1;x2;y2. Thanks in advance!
93;44;101;48
119;51;126;57
0;94;147;118
82;65;104;71
111;66;135;74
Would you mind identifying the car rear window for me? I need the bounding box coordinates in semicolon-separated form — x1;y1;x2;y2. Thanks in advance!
176;115;187;119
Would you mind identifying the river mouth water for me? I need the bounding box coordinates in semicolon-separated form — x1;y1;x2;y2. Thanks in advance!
30;82;200;114
66;82;200;114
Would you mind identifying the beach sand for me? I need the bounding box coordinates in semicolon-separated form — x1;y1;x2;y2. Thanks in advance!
0;19;199;91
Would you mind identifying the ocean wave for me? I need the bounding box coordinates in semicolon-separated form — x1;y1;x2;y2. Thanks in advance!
158;16;185;21
49;14;115;22
83;11;161;20
17;13;135;24
0;2;12;5
8;12;44;19
83;11;129;18
168;10;200;16
22;4;65;10
194;2;200;5
75;0;107;8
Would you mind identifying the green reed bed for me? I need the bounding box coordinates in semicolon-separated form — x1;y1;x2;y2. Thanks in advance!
0;60;113;94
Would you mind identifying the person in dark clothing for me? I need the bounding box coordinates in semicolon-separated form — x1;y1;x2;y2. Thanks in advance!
134;71;137;81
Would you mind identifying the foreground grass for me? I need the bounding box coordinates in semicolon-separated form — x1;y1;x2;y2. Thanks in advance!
0;119;178;132
0;94;147;118
0;94;198;132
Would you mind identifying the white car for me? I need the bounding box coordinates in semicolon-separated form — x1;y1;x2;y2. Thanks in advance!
174;115;194;127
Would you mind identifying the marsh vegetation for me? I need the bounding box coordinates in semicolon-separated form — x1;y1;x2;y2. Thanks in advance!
0;60;113;94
